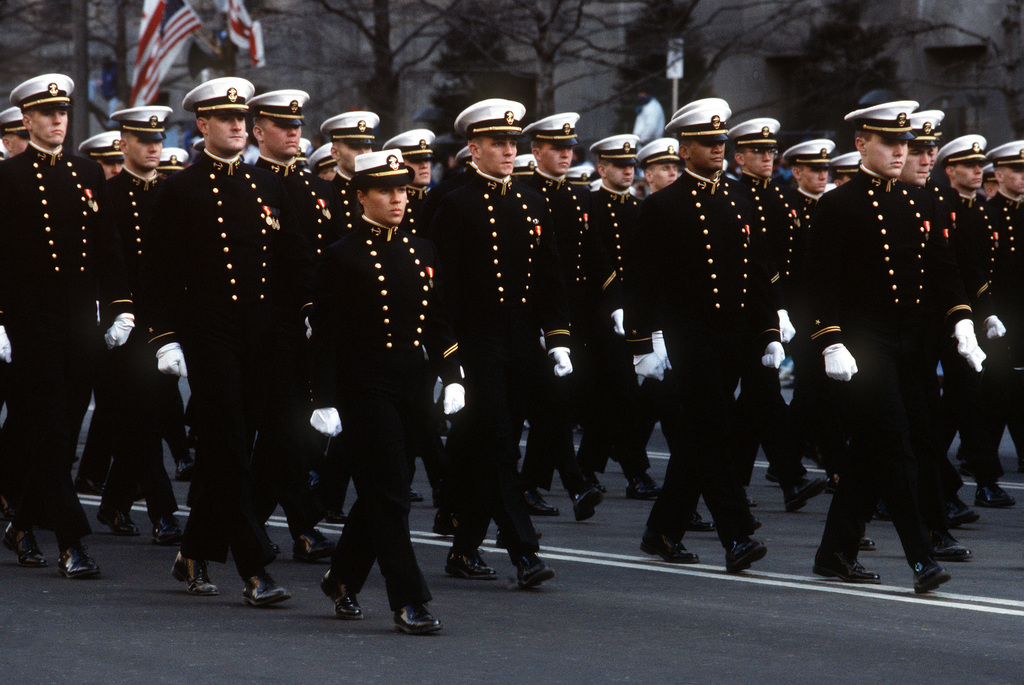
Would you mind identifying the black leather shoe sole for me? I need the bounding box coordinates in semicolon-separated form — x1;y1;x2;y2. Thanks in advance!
812;562;881;584
573;488;603;522
394;617;442;635
783;478;828;512
639;540;699;564
444;563;497;580
726;542;767;573
914;568;951;594
517;564;555;589
974;496;1016;508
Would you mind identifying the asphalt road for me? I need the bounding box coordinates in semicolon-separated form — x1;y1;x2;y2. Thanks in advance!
1;398;1023;683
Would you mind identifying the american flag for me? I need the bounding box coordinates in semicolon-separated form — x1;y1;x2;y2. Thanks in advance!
227;0;265;68
130;0;203;107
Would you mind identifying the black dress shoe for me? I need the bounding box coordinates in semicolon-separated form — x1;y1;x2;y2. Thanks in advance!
687;512;716;532
171;552;218;595
432;509;458;536
639;529;699;564
445;550;497;580
975;484;1016;508
243;573;291;606
151;516;184;546
931;530;972;561
3;523;46;567
913;560;951;594
394;604;442;634
74;477;105;496
725;538;767;573
625;473;661;500
947;497;980;527
323;509;348;524
782;476;828;512
320;570;363;619
97;507;140;536
174;459;195;482
859;537;877;552
812;550;881;583
58;544;100;579
409;489;424;503
572;486;603;522
581;470;606;494
293;529;335;562
514;554;555;589
523;489;560;516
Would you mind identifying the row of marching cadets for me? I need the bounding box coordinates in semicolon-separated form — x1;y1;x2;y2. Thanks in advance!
3;68;1024;636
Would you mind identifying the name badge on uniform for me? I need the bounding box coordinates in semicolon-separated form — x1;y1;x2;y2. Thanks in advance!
426;265;434;289
317;198;331;220
262;205;281;231
84;188;98;213
534;220;542;245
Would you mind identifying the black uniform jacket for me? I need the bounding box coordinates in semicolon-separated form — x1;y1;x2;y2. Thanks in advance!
331;172;360;232
428;169;571;356
524;170;621;337
735;171;798;308
624;169;780;356
309;217;461;408
807;169;970;352
0;143;132;327
140;150;312;348
255;156;343;260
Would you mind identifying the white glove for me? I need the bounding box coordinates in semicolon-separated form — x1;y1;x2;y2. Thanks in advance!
104;312;135;349
823;343;858;381
778;309;796;344
310;407;342;437
549;346;573;377
156;342;188;378
953;319;985;372
0;326;10;363
762;341;785;369
538;330;547;351
652;330;671;370
985;315;1006;340
633;352;666;381
611;309;625;337
442;383;466;415
305;316;312;340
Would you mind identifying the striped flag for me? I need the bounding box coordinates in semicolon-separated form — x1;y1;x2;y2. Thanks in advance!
130;0;203;107
226;0;265;68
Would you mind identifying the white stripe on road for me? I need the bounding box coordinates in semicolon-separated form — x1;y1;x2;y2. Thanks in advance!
83;491;1024;619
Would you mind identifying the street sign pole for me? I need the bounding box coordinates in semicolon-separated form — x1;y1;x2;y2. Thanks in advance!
667;37;684;115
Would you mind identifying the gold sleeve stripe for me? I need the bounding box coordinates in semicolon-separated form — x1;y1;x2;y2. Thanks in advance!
602;272;617;291
946;304;972;318
442;343;458;358
148;331;174;344
627;336;652;343
545;329;571;337
110;299;133;305
976;283;989;298
810;325;841;340
770;273;780;284
763;328;780;335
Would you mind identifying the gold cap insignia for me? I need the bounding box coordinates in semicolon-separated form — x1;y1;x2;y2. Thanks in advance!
972;142;981;153
922;121;932;134
668;145;675;155
149;115;159;128
820;148;828;158
1019;149;1024;158
169;155;178;164
896;112;907;126
562;122;572;135
528;160;536;170
48;82;59;96
113;139;121;151
761;126;770;137
290;100;299;113
711;114;721;129
505;111;515;125
357;120;367;132
227;87;238;102
623;142;632;153
387;154;400;170
419;139;427;149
